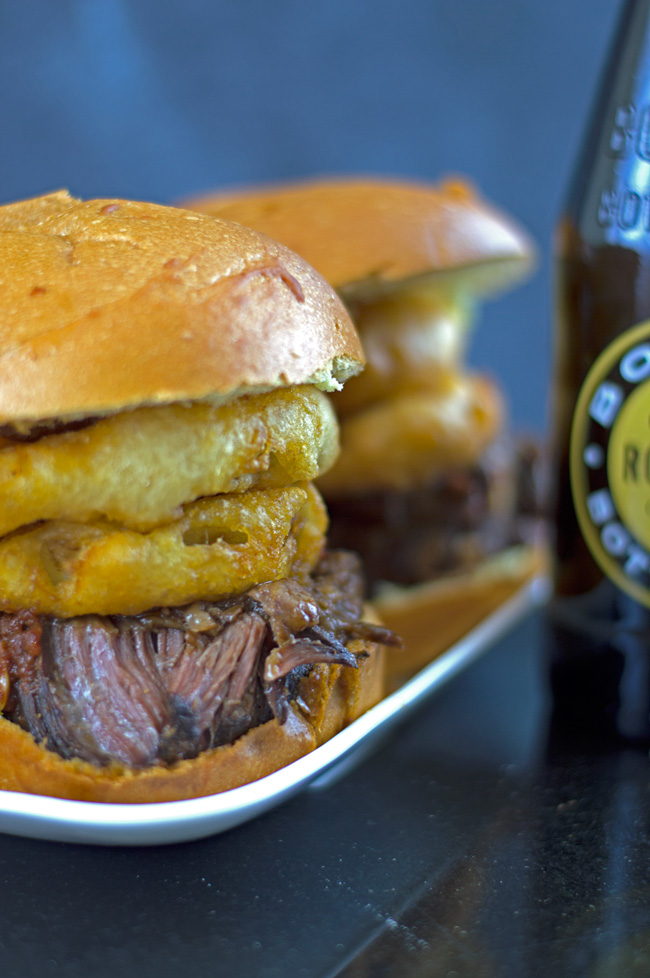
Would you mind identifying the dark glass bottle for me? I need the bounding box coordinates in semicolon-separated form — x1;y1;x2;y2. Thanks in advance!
548;0;650;744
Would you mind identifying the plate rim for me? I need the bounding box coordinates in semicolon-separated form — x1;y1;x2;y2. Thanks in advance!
0;575;549;845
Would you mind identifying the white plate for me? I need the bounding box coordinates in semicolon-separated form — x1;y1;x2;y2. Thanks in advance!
0;577;549;846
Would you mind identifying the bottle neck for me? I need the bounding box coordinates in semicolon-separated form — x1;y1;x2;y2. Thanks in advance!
567;0;650;250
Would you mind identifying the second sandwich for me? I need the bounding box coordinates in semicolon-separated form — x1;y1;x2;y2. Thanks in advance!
186;176;545;674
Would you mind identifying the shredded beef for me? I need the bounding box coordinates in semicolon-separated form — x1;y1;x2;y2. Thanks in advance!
325;437;547;590
0;550;395;768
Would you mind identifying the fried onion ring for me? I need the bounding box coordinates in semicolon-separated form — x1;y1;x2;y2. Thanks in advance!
334;291;473;417
319;373;504;495
0;386;337;537
0;483;327;617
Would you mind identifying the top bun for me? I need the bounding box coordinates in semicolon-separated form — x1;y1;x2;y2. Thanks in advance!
0;192;363;425
183;176;536;302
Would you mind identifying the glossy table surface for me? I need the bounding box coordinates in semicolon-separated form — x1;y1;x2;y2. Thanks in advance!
1;609;649;977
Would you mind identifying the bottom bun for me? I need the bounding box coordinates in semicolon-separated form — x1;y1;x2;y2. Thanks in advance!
374;544;546;690
0;627;385;804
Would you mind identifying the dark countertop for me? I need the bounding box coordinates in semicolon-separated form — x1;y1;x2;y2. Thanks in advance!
1;610;650;977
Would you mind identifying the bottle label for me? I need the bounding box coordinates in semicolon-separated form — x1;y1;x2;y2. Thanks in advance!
571;319;650;607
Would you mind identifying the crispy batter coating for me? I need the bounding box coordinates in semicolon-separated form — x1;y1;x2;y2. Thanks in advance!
0;483;327;617
334;291;473;417
0;387;337;537
319;374;504;495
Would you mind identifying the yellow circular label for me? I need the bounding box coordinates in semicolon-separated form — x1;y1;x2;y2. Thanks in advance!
608;378;650;551
570;319;650;608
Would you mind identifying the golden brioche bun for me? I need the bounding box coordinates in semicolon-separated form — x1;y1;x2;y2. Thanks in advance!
374;545;546;689
0;626;384;803
0;191;364;426
182;175;535;300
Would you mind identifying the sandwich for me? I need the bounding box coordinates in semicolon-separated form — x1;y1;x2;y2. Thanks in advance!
0;191;395;803
184;176;545;681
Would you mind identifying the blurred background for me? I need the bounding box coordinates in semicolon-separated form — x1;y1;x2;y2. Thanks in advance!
0;0;622;433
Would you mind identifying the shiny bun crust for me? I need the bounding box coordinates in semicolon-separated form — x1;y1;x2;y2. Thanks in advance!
0;192;364;425
183;175;535;300
374;545;546;689
0;630;384;803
